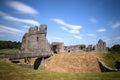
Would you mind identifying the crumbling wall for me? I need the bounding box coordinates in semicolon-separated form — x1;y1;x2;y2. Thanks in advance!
21;24;50;54
65;44;86;52
95;39;107;53
51;42;64;53
64;40;107;53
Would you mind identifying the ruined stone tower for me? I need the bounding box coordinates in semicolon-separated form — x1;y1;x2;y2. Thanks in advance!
95;39;107;53
21;24;50;54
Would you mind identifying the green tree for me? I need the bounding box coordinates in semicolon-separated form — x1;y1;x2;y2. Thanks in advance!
111;44;120;53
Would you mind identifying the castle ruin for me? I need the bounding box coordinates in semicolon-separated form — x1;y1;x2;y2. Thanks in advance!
51;42;64;53
64;40;107;53
21;24;51;54
21;24;107;54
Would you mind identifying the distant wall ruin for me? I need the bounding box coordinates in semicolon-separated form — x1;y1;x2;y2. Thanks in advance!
51;42;64;53
64;39;107;53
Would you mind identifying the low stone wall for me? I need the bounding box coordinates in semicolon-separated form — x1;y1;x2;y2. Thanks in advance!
97;58;116;72
34;56;51;70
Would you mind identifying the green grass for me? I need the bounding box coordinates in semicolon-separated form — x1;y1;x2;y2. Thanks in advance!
0;49;20;54
99;52;120;69
0;60;120;80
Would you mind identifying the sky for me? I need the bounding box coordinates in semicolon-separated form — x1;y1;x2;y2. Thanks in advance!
0;0;120;47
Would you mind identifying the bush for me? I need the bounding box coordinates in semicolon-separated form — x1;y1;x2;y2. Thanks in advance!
109;44;120;53
115;60;120;70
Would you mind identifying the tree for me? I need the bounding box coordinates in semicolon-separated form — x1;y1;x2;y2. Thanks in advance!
0;40;21;49
111;44;120;53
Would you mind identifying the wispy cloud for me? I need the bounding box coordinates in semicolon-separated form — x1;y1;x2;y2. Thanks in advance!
61;26;79;34
89;18;97;24
69;29;79;34
52;18;82;30
22;26;30;29
0;11;39;25
97;28;106;32
6;1;38;14
111;21;120;28
3;15;39;25
60;26;68;31
73;35;82;40
87;34;96;37
52;18;82;34
0;25;24;35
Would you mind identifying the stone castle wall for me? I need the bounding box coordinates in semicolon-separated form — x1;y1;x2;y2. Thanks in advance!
51;42;64;53
65;40;107;53
21;24;50;54
21;24;107;54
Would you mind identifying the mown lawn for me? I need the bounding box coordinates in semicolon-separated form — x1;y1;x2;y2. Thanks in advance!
0;60;120;80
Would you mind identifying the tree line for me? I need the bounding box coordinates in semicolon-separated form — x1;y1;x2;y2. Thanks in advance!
108;44;120;53
0;40;21;49
0;40;120;53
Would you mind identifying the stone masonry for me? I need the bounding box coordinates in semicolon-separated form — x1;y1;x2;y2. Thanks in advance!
95;39;107;53
65;40;107;53
21;24;107;54
21;24;50;54
51;42;64;53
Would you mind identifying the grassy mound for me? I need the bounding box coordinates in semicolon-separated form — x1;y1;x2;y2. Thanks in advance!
46;53;100;73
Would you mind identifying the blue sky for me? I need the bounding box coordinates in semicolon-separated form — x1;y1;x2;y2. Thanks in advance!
0;0;120;47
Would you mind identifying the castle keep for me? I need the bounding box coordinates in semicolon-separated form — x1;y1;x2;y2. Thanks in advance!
21;24;50;54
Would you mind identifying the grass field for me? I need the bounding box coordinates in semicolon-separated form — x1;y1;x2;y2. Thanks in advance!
99;52;120;69
0;60;120;80
0;49;20;54
0;49;120;80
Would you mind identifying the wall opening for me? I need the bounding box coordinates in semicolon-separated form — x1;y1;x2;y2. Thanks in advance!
52;45;58;53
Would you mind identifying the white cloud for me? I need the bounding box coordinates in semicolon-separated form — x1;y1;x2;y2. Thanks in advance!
97;28;106;32
69;29;79;34
111;21;120;28
73;35;82;40
52;18;82;35
0;11;39;25
87;34;96;37
52;18;82;30
60;26;79;34
0;25;24;35
6;1;38;14
60;26;68;31
22;26;30;29
89;18;97;23
3;15;39;25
